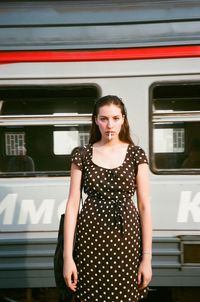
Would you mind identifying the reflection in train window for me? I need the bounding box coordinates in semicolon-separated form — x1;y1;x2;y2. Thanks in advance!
150;83;200;174
0;85;99;176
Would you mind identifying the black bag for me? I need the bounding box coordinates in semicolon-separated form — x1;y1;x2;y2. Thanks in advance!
54;214;78;302
54;147;84;302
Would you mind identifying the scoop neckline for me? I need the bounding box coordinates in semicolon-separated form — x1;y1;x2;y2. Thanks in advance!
90;143;130;170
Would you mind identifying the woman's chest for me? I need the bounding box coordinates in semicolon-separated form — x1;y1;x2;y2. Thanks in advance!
83;162;136;190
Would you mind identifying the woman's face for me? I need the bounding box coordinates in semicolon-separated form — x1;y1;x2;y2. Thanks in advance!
95;104;124;141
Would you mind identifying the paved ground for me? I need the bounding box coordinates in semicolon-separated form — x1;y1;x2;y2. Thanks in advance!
1;287;200;302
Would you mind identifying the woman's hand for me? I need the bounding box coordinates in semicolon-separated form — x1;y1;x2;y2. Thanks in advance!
63;257;78;292
138;256;152;290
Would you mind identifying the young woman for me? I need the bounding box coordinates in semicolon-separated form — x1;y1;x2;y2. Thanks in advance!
63;95;152;302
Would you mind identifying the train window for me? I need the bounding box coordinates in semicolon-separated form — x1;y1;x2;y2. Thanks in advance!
0;85;99;177
150;83;200;174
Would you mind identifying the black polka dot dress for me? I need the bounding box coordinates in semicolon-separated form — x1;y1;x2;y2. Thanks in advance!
71;144;148;302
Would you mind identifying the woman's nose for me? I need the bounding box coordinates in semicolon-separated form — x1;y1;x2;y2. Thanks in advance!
107;119;113;128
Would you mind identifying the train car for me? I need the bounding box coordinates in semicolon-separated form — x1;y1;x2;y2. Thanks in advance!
0;0;200;301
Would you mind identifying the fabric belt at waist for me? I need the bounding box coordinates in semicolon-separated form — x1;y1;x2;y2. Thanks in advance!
87;193;132;236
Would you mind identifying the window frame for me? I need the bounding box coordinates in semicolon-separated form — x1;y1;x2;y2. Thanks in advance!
149;81;200;175
0;84;99;177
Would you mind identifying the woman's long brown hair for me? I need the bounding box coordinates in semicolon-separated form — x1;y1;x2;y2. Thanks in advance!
89;95;134;145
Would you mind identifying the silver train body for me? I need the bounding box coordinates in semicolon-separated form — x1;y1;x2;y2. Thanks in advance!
0;0;200;291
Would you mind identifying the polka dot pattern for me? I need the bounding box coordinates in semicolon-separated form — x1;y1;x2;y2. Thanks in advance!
71;144;148;302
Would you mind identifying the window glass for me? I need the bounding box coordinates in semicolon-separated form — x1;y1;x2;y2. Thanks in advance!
153;127;184;153
53;130;79;155
150;83;200;173
5;132;26;155
0;85;99;176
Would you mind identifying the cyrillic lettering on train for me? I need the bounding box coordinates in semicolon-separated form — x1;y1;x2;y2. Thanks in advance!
18;199;54;224
0;193;17;224
177;191;200;223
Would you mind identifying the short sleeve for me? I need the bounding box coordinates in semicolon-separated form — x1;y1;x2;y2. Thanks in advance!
71;147;83;170
134;146;148;165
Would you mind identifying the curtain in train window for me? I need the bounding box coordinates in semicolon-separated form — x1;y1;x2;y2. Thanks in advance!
151;83;200;173
0;85;99;176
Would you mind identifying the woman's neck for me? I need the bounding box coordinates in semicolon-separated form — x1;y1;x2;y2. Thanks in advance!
94;138;127;148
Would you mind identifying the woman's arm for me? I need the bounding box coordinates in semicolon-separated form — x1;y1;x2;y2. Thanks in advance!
136;163;152;290
63;163;82;291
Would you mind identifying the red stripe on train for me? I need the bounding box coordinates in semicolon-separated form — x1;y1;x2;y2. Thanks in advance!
1;46;200;63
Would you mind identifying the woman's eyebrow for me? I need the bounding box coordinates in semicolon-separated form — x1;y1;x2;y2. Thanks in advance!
99;114;121;117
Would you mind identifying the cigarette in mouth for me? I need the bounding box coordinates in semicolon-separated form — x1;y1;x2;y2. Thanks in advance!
109;132;112;140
